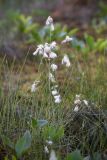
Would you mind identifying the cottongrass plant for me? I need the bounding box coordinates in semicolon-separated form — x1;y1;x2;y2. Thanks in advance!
32;16;72;105
31;16;73;159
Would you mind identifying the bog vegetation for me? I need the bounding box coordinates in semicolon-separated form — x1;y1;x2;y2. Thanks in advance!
0;2;107;160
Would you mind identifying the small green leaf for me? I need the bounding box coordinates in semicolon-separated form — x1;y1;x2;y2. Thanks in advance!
85;34;94;50
69;28;79;36
31;31;42;43
37;120;48;127
15;130;32;158
31;118;48;128
99;40;107;51
65;150;83;160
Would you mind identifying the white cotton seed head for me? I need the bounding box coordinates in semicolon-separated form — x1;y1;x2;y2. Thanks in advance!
33;42;57;59
33;44;44;56
52;90;58;96
74;99;81;105
51;64;58;71
55;98;61;104
62;35;73;44
50;41;57;49
44;146;49;154
44;46;51;54
46;16;54;31
74;105;79;112
50;52;57;59
49;73;55;82
46;16;53;25
62;55;71;67
54;95;61;103
83;100;88;106
31;83;36;92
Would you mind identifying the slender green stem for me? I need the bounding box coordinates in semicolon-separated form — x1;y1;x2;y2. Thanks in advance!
48;28;52;118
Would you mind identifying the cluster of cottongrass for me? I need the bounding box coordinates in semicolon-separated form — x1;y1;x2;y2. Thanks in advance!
30;16;93;160
31;16;72;105
30;15;99;160
30;16;74;159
